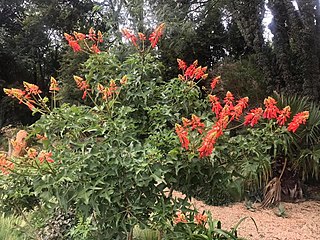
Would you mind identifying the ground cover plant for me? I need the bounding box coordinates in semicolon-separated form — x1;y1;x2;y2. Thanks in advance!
0;23;316;239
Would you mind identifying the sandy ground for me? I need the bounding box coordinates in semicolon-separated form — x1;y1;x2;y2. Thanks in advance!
173;191;320;240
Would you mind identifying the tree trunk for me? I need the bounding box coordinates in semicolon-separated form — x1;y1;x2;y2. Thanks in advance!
268;0;293;92
228;0;274;93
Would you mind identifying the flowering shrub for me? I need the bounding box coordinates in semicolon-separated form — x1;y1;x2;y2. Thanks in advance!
64;28;103;53
172;59;311;204
174;66;309;159
0;22;314;239
0;24;209;239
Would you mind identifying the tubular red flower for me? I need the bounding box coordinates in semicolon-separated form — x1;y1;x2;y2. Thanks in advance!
224;91;234;106
109;79;117;92
209;94;222;117
149;23;165;48
73;76;90;99
277;106;291;126
198;123;223;158
191;114;205;134
219;105;233;119
244;108;263;127
121;28;138;46
262;97;279;119
264;96;277;106
263;105;279;119
38;150;54;164
287;111;309;132
36;134;48;141
263;96;279;119
73;31;86;41
4;88;25;100
91;44;100;53
177;58;187;71
65;32;81;51
97;30;103;43
64;33;74;42
174;212;187;224
0;154;14;175
97;83;104;92
184;64;196;79
182;117;191;127
88;27;96;41
175;124;189;150
23;82;42;95
69;40;81;52
210;76;220;90
232;97;249;119
49;77;60;92
194;213;208;225
27;148;38;159
120;75;128;85
26;101;35;111
194;66;207;80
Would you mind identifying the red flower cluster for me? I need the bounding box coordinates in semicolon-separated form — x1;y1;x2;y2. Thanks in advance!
177;59;208;81
209;91;248;121
243;96;308;132
4;78;61;113
74;76;91;100
149;23;165;48
233;97;249;120
210;76;220;90
199;92;245;158
97;79;121;100
182;114;206;134
121;23;165;49
194;213;208;225
64;27;103;53
287;111;309;132
3;81;46;111
27;148;54;164
263;97;279;119
174;211;208;225
121;28;138;46
0;154;14;175
277;106;291;126
244;108;263;127
209;95;223;116
49;77;60;92
0;130;55;175
175;124;190;150
176;114;207;150
194;89;249;157
174;212;187;224
198;120;224;158
38;150;54;164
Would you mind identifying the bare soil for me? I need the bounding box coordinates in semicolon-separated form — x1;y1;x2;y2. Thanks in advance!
173;191;320;240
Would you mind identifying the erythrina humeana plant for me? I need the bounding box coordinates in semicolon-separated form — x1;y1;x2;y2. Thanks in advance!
174;59;309;159
0;22;313;239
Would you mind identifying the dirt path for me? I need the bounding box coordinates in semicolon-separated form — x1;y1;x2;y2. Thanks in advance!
173;191;320;240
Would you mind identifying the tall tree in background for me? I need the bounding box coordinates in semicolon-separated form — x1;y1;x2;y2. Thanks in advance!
225;0;274;90
0;0;97;87
268;0;320;100
0;0;99;126
150;0;248;80
2;0;320;127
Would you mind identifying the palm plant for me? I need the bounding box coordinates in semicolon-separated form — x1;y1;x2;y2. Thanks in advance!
261;93;320;207
275;93;320;181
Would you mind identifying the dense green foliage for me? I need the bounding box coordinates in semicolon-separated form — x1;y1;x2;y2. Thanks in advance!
0;1;320;239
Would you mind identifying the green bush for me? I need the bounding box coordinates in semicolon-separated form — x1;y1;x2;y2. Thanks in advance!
0;24;314;239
